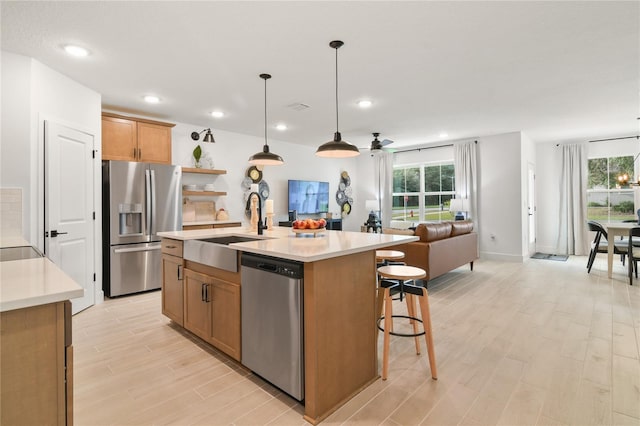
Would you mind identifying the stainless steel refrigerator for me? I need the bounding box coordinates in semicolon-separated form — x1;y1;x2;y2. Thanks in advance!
102;160;182;297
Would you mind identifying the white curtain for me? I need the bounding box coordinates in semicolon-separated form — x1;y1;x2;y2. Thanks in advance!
374;151;393;228
454;141;478;226
557;143;589;255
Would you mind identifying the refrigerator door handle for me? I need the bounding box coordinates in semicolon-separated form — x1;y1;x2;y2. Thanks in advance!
113;244;162;254
145;169;151;236
150;169;157;236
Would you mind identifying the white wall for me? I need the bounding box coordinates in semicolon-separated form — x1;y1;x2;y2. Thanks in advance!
477;132;524;261
30;59;102;251
168;121;361;230
0;51;102;299
1;52;33;241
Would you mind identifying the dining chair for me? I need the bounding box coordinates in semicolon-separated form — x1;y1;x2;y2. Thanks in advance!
586;221;627;273
627;227;640;285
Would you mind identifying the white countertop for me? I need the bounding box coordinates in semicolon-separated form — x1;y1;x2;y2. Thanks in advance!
158;226;418;263
0;235;30;248
0;257;84;312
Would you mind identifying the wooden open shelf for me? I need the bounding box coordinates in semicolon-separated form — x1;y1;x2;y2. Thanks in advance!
182;167;227;175
182;190;227;197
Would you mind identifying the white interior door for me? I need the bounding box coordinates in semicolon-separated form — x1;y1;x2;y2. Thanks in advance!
527;163;536;255
45;121;95;314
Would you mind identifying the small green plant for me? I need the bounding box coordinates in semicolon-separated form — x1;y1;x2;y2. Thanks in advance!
193;145;202;166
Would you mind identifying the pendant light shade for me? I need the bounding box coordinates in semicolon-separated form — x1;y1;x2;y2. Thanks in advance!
316;40;360;158
249;73;284;166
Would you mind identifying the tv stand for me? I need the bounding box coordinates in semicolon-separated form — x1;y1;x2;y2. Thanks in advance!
279;218;342;230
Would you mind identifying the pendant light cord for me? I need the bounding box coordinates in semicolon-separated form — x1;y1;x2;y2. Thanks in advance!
264;77;268;146
335;46;339;133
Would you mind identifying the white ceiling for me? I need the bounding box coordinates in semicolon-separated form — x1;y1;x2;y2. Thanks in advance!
2;1;638;150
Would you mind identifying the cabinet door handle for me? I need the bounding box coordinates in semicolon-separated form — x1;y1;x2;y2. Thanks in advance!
166;245;176;249
138;148;142;159
133;147;137;159
177;264;183;280
205;284;211;302
201;283;205;302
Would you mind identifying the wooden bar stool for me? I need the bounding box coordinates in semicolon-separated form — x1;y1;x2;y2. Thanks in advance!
375;250;406;334
376;264;437;381
376;250;405;264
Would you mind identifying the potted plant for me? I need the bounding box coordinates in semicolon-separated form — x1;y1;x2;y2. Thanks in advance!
193;145;202;168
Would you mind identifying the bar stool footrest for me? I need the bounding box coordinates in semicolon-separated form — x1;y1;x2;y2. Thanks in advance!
377;315;426;337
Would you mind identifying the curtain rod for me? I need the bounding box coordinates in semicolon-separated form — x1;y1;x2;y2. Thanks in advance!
393;140;477;154
556;135;639;146
588;135;639;143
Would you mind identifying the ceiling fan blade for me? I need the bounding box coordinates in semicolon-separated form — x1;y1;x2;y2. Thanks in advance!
380;139;394;146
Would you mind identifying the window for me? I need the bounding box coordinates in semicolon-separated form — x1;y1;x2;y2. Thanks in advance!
587;155;635;222
393;162;455;222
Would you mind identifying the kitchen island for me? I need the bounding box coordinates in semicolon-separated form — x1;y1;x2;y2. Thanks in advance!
0;247;84;425
158;226;418;424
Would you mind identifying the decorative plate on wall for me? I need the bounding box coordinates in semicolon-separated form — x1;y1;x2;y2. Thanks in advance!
241;176;253;190
342;201;351;216
336;170;353;217
259;181;270;199
340;171;351;187
247;166;263;183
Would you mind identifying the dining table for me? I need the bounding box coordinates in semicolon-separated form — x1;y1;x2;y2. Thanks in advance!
602;222;639;279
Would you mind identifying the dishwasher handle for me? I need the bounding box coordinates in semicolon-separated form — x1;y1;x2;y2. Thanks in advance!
257;262;278;272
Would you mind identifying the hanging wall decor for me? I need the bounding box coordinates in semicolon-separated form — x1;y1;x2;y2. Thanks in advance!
242;165;270;218
336;171;353;218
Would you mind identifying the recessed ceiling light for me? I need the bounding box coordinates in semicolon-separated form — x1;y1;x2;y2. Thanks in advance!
357;100;372;108
439;132;449;138
276;124;287;131
210;111;225;118
64;44;89;57
143;95;160;104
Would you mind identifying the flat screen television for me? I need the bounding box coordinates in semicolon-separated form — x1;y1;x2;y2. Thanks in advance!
288;180;330;214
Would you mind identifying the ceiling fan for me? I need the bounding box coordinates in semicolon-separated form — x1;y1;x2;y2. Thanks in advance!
362;132;394;153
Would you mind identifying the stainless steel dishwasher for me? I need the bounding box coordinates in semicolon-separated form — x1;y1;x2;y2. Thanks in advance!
241;253;304;401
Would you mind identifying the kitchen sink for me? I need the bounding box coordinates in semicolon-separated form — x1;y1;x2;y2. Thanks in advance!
184;235;269;272
197;236;264;245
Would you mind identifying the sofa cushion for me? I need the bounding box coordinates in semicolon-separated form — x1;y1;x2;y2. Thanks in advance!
382;227;415;236
416;222;452;242
389;220;415;230
451;220;474;236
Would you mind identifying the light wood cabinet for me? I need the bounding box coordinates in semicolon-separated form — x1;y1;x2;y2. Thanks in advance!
162;254;184;326
209;277;241;360
183;268;212;341
102;112;174;164
1;301;73;426
161;239;184;325
162;247;241;361
181;267;241;361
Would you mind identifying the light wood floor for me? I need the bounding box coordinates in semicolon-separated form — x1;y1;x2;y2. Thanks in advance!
73;255;640;425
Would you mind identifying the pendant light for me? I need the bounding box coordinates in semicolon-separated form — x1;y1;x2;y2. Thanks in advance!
248;73;284;166
316;40;360;158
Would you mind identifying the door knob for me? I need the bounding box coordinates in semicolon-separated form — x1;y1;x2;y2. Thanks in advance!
47;230;68;238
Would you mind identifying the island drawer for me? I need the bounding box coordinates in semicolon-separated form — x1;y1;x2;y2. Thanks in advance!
161;238;183;257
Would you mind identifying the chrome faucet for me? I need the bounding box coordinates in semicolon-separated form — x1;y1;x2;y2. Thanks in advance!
248;192;264;235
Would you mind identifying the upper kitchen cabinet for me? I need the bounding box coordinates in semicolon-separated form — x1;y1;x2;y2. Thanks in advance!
102;112;175;164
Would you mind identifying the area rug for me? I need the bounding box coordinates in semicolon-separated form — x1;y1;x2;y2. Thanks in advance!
531;252;568;261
